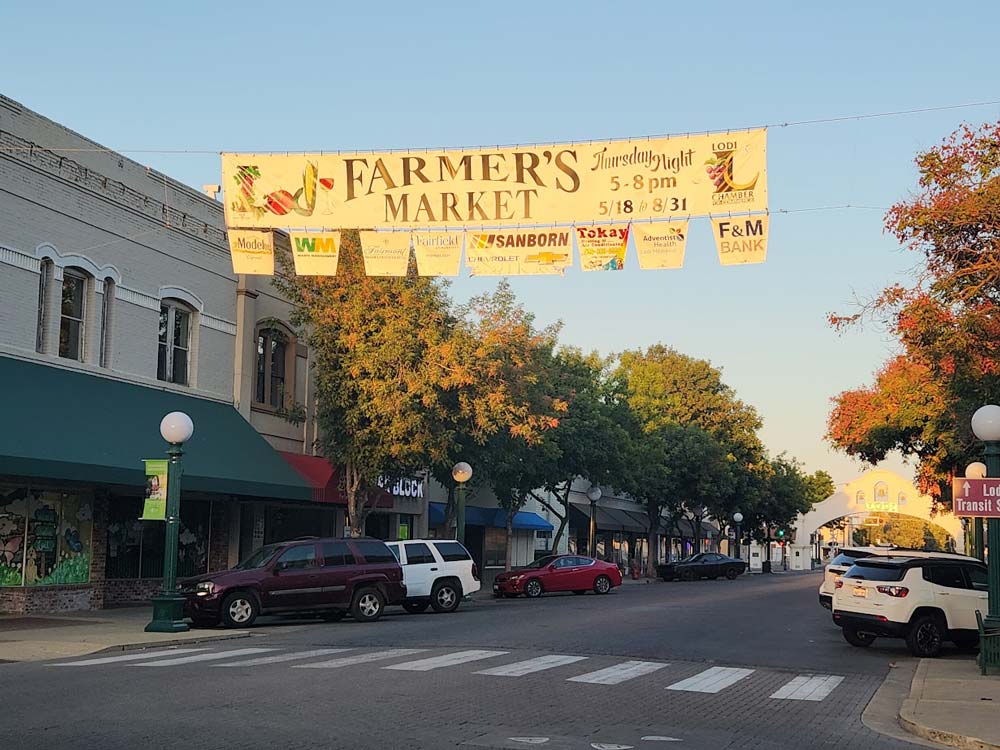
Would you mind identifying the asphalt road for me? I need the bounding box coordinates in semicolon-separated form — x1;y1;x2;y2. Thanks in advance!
6;572;929;750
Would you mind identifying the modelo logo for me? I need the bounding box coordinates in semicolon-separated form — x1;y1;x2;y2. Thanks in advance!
377;476;424;498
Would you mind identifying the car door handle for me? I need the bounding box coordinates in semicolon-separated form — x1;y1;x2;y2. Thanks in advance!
430;567;438;571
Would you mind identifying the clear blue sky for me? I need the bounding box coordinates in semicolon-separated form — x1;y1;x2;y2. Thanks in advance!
6;1;999;484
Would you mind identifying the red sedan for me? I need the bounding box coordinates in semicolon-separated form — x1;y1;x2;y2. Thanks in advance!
492;555;623;598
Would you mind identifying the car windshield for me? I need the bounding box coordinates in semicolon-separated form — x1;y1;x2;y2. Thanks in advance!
844;562;906;582
523;556;559;569
233;544;281;570
680;554;704;563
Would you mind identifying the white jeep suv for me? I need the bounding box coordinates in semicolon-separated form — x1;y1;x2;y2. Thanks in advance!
819;546;976;610
832;556;988;657
386;539;481;614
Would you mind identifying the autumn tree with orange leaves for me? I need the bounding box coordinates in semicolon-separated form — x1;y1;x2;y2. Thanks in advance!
829;122;1000;503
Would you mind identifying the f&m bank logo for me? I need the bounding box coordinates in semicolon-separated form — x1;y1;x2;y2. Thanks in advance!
713;215;768;265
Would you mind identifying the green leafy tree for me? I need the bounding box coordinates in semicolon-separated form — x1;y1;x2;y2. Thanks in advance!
275;230;457;535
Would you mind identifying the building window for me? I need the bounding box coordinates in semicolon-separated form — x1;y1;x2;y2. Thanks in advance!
59;270;87;361
36;260;53;353
100;280;115;368
255;326;292;408
105;498;210;579
158;301;191;385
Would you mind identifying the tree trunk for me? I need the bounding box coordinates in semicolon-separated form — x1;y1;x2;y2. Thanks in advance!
345;461;368;537
504;514;514;571
444;485;457;539
646;526;658;578
550;514;569;553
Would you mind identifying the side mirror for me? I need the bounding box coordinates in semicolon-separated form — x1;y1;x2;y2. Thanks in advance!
273;562;286;574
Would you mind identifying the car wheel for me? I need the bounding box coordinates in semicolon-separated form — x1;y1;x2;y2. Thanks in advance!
593;575;612;595
350;588;385;623
680;569;696;582
842;625;876;648
952;633;980;651
220;591;259;628
524;579;543;598
430;581;462;613
320;610;346;622
907;614;945;657
403;601;430;614
572;590;587;595
725;567;739;580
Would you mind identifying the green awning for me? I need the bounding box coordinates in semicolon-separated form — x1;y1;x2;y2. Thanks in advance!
0;356;312;501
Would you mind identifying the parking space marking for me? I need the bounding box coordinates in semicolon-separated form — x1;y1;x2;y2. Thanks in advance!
50;648;209;666
214;649;351;667
294;648;427;669
475;654;588;677
567;660;667;685
130;648;276;667
770;674;844;701
666;666;755;693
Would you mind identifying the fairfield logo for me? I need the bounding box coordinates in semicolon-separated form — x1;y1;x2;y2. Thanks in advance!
293;235;339;254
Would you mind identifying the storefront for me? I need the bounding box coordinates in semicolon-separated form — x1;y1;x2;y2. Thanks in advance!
364;474;429;541
0;356;314;613
568;501;650;571
426;502;553;571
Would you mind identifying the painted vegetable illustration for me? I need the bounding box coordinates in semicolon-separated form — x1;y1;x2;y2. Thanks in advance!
704;152;758;192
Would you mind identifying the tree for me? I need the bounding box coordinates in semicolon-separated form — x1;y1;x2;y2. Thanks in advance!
275;230;457;535
829;122;1000;503
431;282;566;568
742;455;824;563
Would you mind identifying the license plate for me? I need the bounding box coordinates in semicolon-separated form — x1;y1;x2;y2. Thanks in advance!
852;586;868;598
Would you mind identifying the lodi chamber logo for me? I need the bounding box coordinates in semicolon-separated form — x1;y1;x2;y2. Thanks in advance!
706;138;760;207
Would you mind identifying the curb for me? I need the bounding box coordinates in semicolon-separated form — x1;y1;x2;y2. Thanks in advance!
898;706;1000;750
897;660;1000;750
94;630;254;655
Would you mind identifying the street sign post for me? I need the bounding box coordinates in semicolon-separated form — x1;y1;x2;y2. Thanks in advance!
952;478;1000;517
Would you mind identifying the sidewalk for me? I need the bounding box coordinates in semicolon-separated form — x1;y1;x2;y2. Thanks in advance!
899;657;1000;749
0;607;252;663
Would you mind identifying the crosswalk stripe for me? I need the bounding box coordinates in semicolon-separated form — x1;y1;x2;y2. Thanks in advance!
567;660;667;685
130;648;276;667
666;666;755;693
213;649;351;667
383;649;509;672
294;648;427;669
474;654;588;677
50;648;208;666
770;674;844;701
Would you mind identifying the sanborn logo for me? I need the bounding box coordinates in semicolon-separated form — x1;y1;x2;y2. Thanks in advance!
293;236;338;254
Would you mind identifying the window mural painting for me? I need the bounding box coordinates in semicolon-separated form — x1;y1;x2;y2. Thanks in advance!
0;486;93;586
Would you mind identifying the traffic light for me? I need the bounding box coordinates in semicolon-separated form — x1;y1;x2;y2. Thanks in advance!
777;529;785;540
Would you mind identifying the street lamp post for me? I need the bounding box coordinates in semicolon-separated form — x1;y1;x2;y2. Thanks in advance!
145;411;194;633
587;485;602;558
452;462;473;546
971;405;1000;630
966;461;987;561
732;512;744;562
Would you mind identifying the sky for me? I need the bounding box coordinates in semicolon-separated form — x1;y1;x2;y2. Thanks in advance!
5;1;999;486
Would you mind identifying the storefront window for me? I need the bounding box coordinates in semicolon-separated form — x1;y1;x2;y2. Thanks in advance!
0;488;95;586
106;498;211;579
0;487;29;586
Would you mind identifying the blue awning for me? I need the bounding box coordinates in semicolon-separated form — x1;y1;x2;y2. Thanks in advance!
427;502;553;531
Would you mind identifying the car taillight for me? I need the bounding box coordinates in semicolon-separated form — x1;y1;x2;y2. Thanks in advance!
472;563;479;581
834;580;844;589
876;585;908;598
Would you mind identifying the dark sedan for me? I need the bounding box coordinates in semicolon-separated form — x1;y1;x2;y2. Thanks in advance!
657;552;746;581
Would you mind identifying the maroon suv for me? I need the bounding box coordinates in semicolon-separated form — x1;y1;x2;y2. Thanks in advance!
180;536;405;627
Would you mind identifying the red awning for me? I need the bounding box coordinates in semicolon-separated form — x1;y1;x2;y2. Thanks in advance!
277;453;394;508
279;452;344;504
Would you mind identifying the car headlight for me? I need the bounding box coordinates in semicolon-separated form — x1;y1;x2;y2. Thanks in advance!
195;581;217;596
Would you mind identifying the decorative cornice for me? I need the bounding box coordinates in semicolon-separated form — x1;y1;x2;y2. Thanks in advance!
116;286;160;311
201;314;237;336
0;245;41;273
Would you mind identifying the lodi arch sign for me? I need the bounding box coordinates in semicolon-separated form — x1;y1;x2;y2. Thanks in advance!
791;467;964;551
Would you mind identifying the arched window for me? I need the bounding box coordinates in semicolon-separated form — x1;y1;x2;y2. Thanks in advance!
255;324;293;409
897;491;908;506
874;481;889;504
59;268;90;361
158;299;192;385
855;490;866;504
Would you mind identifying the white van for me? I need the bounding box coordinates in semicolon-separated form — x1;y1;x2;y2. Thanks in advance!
385;539;481;613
